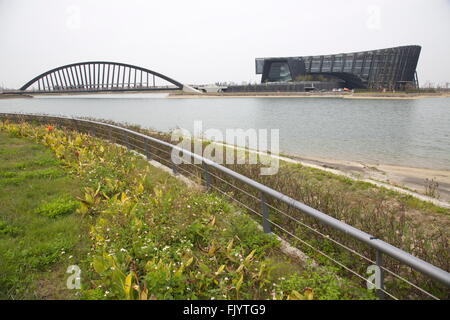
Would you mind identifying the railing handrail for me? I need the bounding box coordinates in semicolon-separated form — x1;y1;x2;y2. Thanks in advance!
1;112;449;290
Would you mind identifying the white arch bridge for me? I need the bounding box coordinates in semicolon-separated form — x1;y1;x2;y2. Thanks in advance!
17;61;199;94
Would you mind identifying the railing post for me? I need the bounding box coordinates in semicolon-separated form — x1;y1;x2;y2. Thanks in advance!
108;127;113;142
260;191;271;234
376;250;385;299
202;161;211;190
72;119;78;132
124;132;130;148
171;147;178;175
144;139;151;160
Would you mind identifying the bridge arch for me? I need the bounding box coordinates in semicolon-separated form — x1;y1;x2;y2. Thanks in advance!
20;61;198;93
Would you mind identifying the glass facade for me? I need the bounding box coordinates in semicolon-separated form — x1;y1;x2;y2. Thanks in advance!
256;45;421;89
266;62;292;82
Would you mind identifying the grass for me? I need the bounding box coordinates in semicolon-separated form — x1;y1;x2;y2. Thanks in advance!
0;121;376;300
0;131;84;299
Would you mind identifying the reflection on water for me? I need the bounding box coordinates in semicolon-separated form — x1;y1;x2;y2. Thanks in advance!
1;95;449;170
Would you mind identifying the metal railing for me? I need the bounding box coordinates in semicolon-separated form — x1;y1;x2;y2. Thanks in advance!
1;112;449;300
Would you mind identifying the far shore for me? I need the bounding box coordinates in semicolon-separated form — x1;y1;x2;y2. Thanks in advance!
2;90;450;100
168;91;450;100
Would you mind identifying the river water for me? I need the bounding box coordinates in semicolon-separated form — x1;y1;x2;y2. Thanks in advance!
1;95;449;170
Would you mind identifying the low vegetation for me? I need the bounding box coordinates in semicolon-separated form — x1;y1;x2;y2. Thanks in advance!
0;131;84;299
424;178;440;199
89;119;449;299
0;121;375;300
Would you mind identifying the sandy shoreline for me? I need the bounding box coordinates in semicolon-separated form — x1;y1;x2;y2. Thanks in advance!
288;154;450;204
2;91;449;100
208;140;450;206
168;92;450;100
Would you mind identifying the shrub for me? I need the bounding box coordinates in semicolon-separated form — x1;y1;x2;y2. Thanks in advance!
35;196;79;218
277;266;376;300
0;220;20;237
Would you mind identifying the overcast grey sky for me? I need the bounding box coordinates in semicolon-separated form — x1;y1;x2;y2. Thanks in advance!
0;0;449;88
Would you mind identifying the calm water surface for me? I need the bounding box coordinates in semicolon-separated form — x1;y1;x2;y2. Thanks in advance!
1;95;449;170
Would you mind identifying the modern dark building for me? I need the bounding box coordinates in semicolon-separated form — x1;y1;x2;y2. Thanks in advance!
255;45;421;90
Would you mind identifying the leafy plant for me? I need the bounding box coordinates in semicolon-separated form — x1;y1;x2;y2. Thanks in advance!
0;120;384;300
424;178;440;199
0;220;20;237
35;196;79;218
